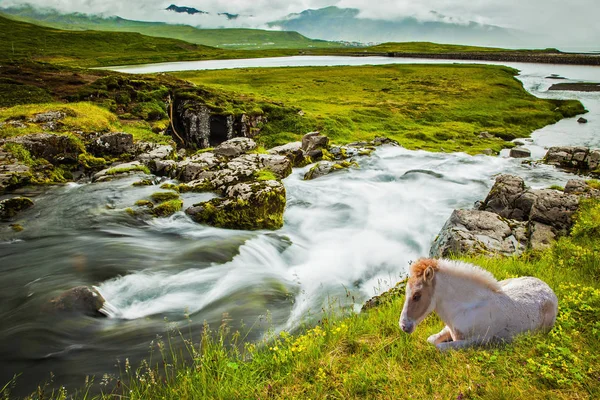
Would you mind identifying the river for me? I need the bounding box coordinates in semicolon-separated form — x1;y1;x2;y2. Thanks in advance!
1;57;599;395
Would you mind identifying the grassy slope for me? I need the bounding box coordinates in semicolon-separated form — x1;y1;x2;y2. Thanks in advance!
0;14;244;67
1;9;339;50
176;64;584;153
364;42;559;54
8;197;600;399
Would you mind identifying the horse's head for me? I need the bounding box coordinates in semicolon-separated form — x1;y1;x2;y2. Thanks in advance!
399;258;438;334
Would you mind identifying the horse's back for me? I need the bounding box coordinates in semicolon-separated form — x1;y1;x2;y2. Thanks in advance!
498;276;558;333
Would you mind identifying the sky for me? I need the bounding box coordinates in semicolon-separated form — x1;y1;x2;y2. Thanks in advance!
1;0;599;47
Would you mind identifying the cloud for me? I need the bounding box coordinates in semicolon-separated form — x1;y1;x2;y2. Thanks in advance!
2;0;599;47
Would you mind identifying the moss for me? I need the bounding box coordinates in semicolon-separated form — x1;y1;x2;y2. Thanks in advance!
549;185;565;191
10;223;24;232
150;191;180;203
254;169;278;182
134;200;154;208
321;148;335;161
125;207;136;216
4;143;34;166
105;164;151;176
586;180;600;190
152;199;183;217
133;179;154;187
160;183;179;191
78;153;107;169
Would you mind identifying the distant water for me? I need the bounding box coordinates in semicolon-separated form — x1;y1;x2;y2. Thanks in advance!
1;58;599;396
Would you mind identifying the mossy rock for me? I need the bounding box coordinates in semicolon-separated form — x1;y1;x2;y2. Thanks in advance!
152;199;183;217
0;196;34;220
150;191;180;203
186;180;285;230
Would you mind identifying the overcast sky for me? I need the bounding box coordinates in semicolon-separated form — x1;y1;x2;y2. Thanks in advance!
2;0;599;47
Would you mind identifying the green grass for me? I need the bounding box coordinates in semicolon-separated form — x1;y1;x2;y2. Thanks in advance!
7;199;599;399
175;64;585;153
365;41;559;54
1;7;340;50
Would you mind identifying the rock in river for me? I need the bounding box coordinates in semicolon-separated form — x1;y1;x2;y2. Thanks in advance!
47;286;108;317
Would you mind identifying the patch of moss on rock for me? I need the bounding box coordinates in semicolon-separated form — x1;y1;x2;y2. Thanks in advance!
152;199;183;217
134;200;154;208
150;191;180;203
133;179;154;187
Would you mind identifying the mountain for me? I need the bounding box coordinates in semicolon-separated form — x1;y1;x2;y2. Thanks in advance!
0;5;339;50
269;6;524;47
165;4;207;15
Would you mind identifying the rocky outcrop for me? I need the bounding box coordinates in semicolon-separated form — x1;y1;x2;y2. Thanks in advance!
302;132;329;153
7;133;82;164
544;146;600;173
87;132;134;156
431;175;598;257
93;161;149;182
214;137;257;157
0;196;34;220
0;147;31;193
168;98;265;149
430;209;527;257
268;142;309;167
578;117;588;123
47;286;107;317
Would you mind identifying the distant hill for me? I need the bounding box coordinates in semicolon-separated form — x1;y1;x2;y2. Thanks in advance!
0;13;229;67
269;6;524;47
0;5;339;50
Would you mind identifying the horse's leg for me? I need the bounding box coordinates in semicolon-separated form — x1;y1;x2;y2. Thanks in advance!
427;326;452;345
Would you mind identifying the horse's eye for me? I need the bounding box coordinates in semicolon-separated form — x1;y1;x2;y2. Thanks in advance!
412;293;421;302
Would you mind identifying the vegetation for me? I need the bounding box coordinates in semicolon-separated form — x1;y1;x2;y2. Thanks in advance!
5;199;600;399
0;7;340;50
176;64;585;153
150;191;180;203
105;164;150;175
151;199;183;217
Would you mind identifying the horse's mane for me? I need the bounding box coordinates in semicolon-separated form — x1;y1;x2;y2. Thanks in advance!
410;258;502;292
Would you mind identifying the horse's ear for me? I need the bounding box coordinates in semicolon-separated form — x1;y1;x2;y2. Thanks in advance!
424;266;435;283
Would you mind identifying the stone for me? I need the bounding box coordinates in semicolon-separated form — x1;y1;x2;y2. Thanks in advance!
176;152;222;182
479;175;535;221
303;160;358;180
88;132;134;156
577;117;588;123
482;149;494;156
564;179;600;197
372;136;399;146
478;131;494;139
509;147;531;158
0;147;31;193
528;222;556;251
93;161;147;182
213;137;257;158
8;133;82;164
302;132;329;153
544;146;600;171
528;189;580;234
29;111;66;124
47;286;107;317
268;142;308;167
429;209;527;258
186;180;286;230
0;197;34;220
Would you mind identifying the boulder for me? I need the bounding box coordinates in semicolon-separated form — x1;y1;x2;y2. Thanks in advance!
136;144;174;163
479;175;537;221
213;137;257;158
509;147;531;158
302;132;329;153
88;132;134;156
8;133;82;164
0;147;31;192
176;152;222;182
430;209;527;258
186;180;286;230
268;142;308;167
544;146;600;171
47;286;107;317
528;222;556;251
564;179;600;197
528;189;580;234
0;197;34;220
304;160;358;180
478;131;494;139
578;117;588;123
29;111;66;124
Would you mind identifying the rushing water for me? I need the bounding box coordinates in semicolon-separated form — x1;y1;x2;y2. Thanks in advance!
1;58;599;395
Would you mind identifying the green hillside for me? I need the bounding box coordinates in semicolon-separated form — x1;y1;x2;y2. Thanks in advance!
0;14;245;67
1;6;339;50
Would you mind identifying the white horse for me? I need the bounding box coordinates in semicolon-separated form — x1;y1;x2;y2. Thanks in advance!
399;258;558;350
